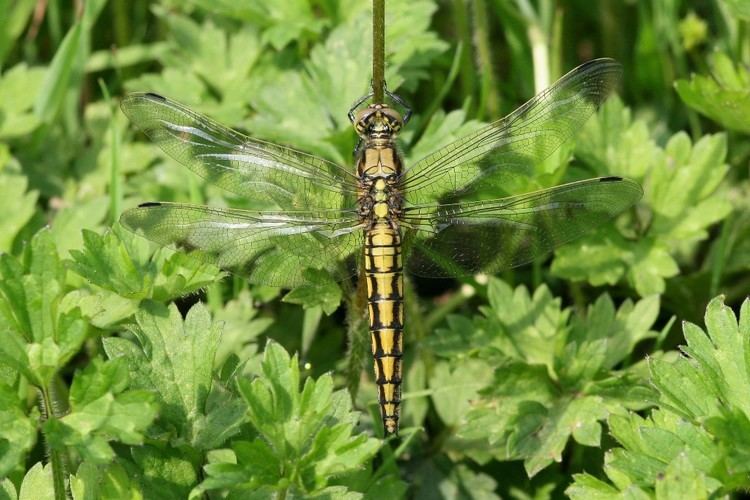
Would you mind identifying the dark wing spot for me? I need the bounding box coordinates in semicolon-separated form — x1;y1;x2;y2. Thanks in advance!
599;176;623;182
138;202;163;207
144;92;166;101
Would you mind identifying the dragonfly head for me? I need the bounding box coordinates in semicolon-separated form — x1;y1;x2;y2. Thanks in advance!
353;104;403;140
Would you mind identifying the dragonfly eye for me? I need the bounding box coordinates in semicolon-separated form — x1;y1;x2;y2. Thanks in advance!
353;105;404;139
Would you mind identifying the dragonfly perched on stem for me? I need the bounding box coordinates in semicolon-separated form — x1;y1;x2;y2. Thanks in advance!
120;58;642;436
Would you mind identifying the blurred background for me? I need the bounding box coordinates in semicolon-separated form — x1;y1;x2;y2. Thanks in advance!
2;0;750;497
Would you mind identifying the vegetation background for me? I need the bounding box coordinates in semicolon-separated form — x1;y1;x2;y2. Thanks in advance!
1;0;750;498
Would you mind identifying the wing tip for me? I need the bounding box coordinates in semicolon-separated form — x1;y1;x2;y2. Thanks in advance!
143;92;167;101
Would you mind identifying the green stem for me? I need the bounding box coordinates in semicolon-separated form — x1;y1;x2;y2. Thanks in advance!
424;283;475;332
472;0;500;120
99;81;122;224
515;0;549;92
372;0;385;102
710;212;733;297
452;0;475;116
40;386;69;500
345;273;368;400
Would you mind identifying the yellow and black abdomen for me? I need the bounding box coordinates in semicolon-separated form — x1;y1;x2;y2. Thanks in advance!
364;222;404;435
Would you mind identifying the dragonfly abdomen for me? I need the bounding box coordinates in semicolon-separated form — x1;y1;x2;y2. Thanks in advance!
364;222;404;435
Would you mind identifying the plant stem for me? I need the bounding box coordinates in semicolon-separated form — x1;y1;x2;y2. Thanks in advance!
424;283;475;332
515;0;549;92
472;0;500;120
345;273;368;400
372;0;385;102
40;386;69;500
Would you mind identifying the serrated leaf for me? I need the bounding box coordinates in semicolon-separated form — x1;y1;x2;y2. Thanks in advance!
202;342;380;496
0;172;37;252
588;297;750;494
283;269;342;315
429;359;493;426
0;478;16;500
651;296;750;419
68;225;222;303
675;52;750;133
0;383;37;478
18;462;54;500
0;229;88;387
43;358;157;463
655;454;709;500
129;445;197;500
456;279;655;476
103;301;242;449
70;460;143;500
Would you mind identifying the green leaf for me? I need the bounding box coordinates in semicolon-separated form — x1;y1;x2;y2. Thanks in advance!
0;478;16;500
675;52;750;133
577;96;660;180
18;462;54;500
0;383;37;478
650;296;750;419
130;445;197;500
648;133;730;242
103;301;244;449
0;64;45;138
212;289;273;371
557;121;728;296
567;473;649;500
429;359;493;426
283;268;343;315
201;342;380;496
33;22;83;124
456;279;657;476
48;197;108;257
0;229;88;387
0;0;35;66
68;226;223;303
70;460;143;500
43;357;157;463
0;170;37;253
415;463;501;500
655;454;710;500
581;297;750;494
723;0;750;19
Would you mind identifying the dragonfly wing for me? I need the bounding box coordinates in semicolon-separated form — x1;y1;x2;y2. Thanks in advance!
121;93;359;210
401;59;622;204
120;203;364;287
401;177;642;278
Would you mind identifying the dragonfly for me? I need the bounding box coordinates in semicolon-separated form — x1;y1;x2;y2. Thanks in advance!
120;58;642;436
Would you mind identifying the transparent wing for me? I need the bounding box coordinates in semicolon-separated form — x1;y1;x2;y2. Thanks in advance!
401;177;642;277
121;93;359;210
401;59;622;204
120;203;364;287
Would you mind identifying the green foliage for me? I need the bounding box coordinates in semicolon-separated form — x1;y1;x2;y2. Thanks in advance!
198;342;395;497
0;229;87;387
569;297;750;497
2;0;750;498
69;226;222;303
675;52;750;134
43;357;158;463
104;301;245;451
555;100;730;296
437;279;658;477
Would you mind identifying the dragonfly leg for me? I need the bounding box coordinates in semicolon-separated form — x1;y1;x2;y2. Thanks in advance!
348;92;374;123
385;88;412;125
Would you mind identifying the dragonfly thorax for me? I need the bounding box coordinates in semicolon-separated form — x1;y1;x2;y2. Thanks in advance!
353;103;403;141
